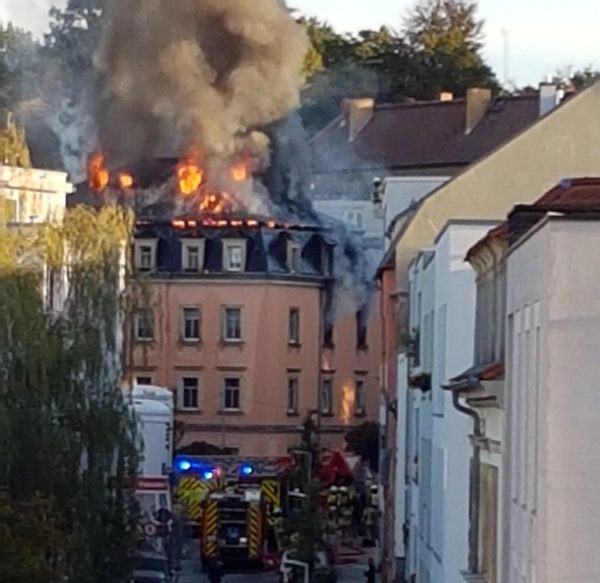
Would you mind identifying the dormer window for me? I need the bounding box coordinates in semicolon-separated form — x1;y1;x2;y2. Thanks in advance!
288;242;301;273
223;239;246;272
322;246;332;276
182;239;205;273
134;240;157;272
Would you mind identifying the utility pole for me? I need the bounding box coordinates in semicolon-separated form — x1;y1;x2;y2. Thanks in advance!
502;28;511;89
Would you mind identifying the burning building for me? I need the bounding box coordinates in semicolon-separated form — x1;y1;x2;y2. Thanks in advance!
64;0;380;454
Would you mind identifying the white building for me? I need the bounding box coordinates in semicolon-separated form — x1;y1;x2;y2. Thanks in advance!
379;176;449;249
0;165;73;224
504;207;600;583
404;220;497;583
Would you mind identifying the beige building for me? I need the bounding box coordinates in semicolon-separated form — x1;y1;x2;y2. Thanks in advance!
0;164;73;224
378;81;600;582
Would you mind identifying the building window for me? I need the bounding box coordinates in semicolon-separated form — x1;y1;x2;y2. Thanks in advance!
136;376;152;385
135;241;156;272
222;307;242;342
181;377;199;410
223;377;241;411
287;242;301;273
134;308;154;342
320;377;333;415
356;309;368;350
355;378;366;416
322;246;332;276
289;308;300;345
324;322;334;347
223;240;246;272
181;307;201;342
182;240;204;273
287;377;299;415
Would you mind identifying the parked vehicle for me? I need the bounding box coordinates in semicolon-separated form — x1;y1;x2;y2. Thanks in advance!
133;550;172;583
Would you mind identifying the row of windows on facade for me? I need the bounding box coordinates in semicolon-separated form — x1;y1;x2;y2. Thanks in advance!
134;238;328;275
134;306;368;349
134;374;368;417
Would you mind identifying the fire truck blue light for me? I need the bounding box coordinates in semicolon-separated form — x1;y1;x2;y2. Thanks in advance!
241;464;254;476
178;459;192;472
203;470;214;480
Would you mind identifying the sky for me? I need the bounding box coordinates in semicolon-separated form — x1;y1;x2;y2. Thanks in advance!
2;0;600;87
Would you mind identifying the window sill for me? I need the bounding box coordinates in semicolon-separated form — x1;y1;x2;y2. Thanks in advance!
178;408;202;414
286;411;300;417
357;345;369;352
322;343;335;350
218;409;244;416
288;342;301;348
135;338;154;344
320;412;334;418
180;338;202;345
354;411;367;419
220;339;244;346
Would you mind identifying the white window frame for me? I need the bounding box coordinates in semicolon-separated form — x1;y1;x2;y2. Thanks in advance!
180;376;200;410
134;308;154;342
289;308;300;345
181;306;201;342
181;239;205;273
222;306;243;342
222;376;242;411
322;246;332;276
134;239;157;272
223;239;246;272
320;377;333;415
287;376;299;415
355;377;367;416
287;242;301;273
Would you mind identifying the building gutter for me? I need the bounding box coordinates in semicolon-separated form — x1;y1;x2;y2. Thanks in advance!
444;378;483;577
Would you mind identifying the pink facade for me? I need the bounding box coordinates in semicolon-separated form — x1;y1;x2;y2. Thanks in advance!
131;223;381;456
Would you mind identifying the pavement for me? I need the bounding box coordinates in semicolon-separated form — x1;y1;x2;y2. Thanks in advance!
176;540;379;582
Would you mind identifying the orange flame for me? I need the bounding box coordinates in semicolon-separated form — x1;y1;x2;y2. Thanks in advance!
118;172;134;190
231;160;249;182
88;152;109;192
177;156;204;195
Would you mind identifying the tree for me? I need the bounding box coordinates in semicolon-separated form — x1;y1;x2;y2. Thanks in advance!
566;67;600;91
0;112;31;167
404;0;499;98
0;206;140;582
299;20;411;133
345;422;380;472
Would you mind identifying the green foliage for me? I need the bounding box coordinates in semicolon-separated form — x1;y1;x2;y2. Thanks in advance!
345;422;380;473
404;0;499;98
0;112;31;167
0;206;140;583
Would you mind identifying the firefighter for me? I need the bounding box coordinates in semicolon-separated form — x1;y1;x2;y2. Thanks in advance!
362;503;377;544
339;486;353;542
369;484;379;509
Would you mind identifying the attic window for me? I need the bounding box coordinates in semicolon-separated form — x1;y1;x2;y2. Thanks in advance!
287;242;301;273
182;239;205;273
223;239;246;272
134;240;157;272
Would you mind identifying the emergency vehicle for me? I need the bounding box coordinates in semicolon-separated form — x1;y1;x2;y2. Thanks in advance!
200;487;267;567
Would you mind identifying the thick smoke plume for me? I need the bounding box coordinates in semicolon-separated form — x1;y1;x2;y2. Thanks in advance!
96;0;308;170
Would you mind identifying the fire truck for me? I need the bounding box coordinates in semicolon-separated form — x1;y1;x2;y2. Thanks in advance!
172;456;292;524
200;487;267;567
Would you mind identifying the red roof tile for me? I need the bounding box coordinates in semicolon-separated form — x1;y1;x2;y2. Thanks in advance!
534;177;600;209
311;95;540;173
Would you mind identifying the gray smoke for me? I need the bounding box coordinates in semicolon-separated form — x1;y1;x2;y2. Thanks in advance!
95;0;308;171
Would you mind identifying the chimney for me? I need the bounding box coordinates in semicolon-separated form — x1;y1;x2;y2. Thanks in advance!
439;91;454;102
465;88;492;135
539;83;562;117
342;98;375;142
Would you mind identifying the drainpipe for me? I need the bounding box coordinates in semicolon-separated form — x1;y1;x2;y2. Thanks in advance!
451;385;483;576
